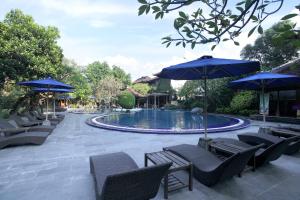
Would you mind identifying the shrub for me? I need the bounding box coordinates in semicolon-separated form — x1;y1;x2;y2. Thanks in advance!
230;91;256;113
117;91;135;109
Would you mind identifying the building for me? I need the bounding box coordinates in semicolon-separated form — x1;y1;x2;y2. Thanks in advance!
129;76;173;108
269;58;300;117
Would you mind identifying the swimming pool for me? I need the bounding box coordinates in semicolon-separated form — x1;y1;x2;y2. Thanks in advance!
87;109;250;134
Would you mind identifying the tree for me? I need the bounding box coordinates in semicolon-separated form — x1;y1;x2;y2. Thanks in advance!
94;76;123;108
85;61;111;87
111;66;131;86
131;83;151;96
117;91;136;109
241;21;300;70
178;78;234;111
138;0;299;49
0;9;63;87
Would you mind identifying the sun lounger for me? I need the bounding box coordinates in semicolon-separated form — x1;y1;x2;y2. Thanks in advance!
259;128;300;155
238;132;297;166
90;152;171;200
30;111;62;123
163;143;259;186
10;115;41;127
0;131;49;149
0;118;54;133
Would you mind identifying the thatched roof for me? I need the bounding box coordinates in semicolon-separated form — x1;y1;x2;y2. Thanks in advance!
272;57;300;75
127;87;145;98
133;76;159;84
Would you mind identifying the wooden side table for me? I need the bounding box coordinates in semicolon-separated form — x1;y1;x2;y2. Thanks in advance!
145;150;193;199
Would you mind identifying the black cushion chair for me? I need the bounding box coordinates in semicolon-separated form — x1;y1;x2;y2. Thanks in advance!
0;118;54;133
163;143;259;186
238;132;298;167
90;152;171;200
0;131;49;149
260;127;300;155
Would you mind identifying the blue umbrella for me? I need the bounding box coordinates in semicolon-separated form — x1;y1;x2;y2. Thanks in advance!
18;77;74;124
33;88;73;118
157;55;260;139
230;72;300;123
18;77;74;89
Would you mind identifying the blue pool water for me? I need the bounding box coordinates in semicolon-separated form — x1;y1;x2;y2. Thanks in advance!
90;109;249;134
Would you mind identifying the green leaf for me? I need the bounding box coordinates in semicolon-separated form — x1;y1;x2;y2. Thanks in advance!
234;41;240;46
179;11;188;19
250;15;258;22
281;14;298;20
258;25;263;34
236;7;244;13
211;45;216;50
248;26;257;37
191;42;196;49
236;1;245;6
182;42;186;48
152;6;160;13
138;0;147;4
176;42;181;46
145;5;150;14
166;42;171;48
138;5;148;15
155;12;161;19
222;38;229;41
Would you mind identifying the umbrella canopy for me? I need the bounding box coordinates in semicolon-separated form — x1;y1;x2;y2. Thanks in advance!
230;72;300;91
33;88;74;93
157;55;260;142
157;55;260;80
18;77;74;89
230;72;300;123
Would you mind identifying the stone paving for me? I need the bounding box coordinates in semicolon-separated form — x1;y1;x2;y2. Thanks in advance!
0;113;300;200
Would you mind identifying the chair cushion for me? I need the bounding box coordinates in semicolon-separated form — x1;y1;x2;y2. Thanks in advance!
90;152;139;198
165;144;222;171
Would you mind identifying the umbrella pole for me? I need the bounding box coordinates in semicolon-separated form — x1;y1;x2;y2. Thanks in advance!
204;77;208;139
53;93;57;119
262;81;266;124
46;93;49;121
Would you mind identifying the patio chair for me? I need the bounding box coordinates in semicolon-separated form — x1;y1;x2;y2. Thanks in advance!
22;112;58;126
36;108;65;120
238;132;297;166
260;127;300;155
0;118;54;134
90;152;171;200
10;114;41;127
0;131;49;149
163;143;259;186
30;110;62;123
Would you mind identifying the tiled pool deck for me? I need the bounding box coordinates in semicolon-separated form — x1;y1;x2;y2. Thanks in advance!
0;113;300;200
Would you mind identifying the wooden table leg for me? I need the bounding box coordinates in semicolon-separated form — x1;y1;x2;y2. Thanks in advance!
164;174;168;199
189;165;193;191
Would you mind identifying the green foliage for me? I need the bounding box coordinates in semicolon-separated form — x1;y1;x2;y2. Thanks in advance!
0;9;63;87
138;0;297;49
230;91;256;112
111;66;131;86
94;76;123;107
241;21;300;70
217;91;258;116
156;79;172;93
85;61;111;87
178;78;234;112
117;91;136;109
131;83;151;96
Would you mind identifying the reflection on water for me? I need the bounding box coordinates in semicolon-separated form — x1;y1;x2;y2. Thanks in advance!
98;110;239;130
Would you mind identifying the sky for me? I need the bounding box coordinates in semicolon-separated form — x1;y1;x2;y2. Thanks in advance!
1;0;299;88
